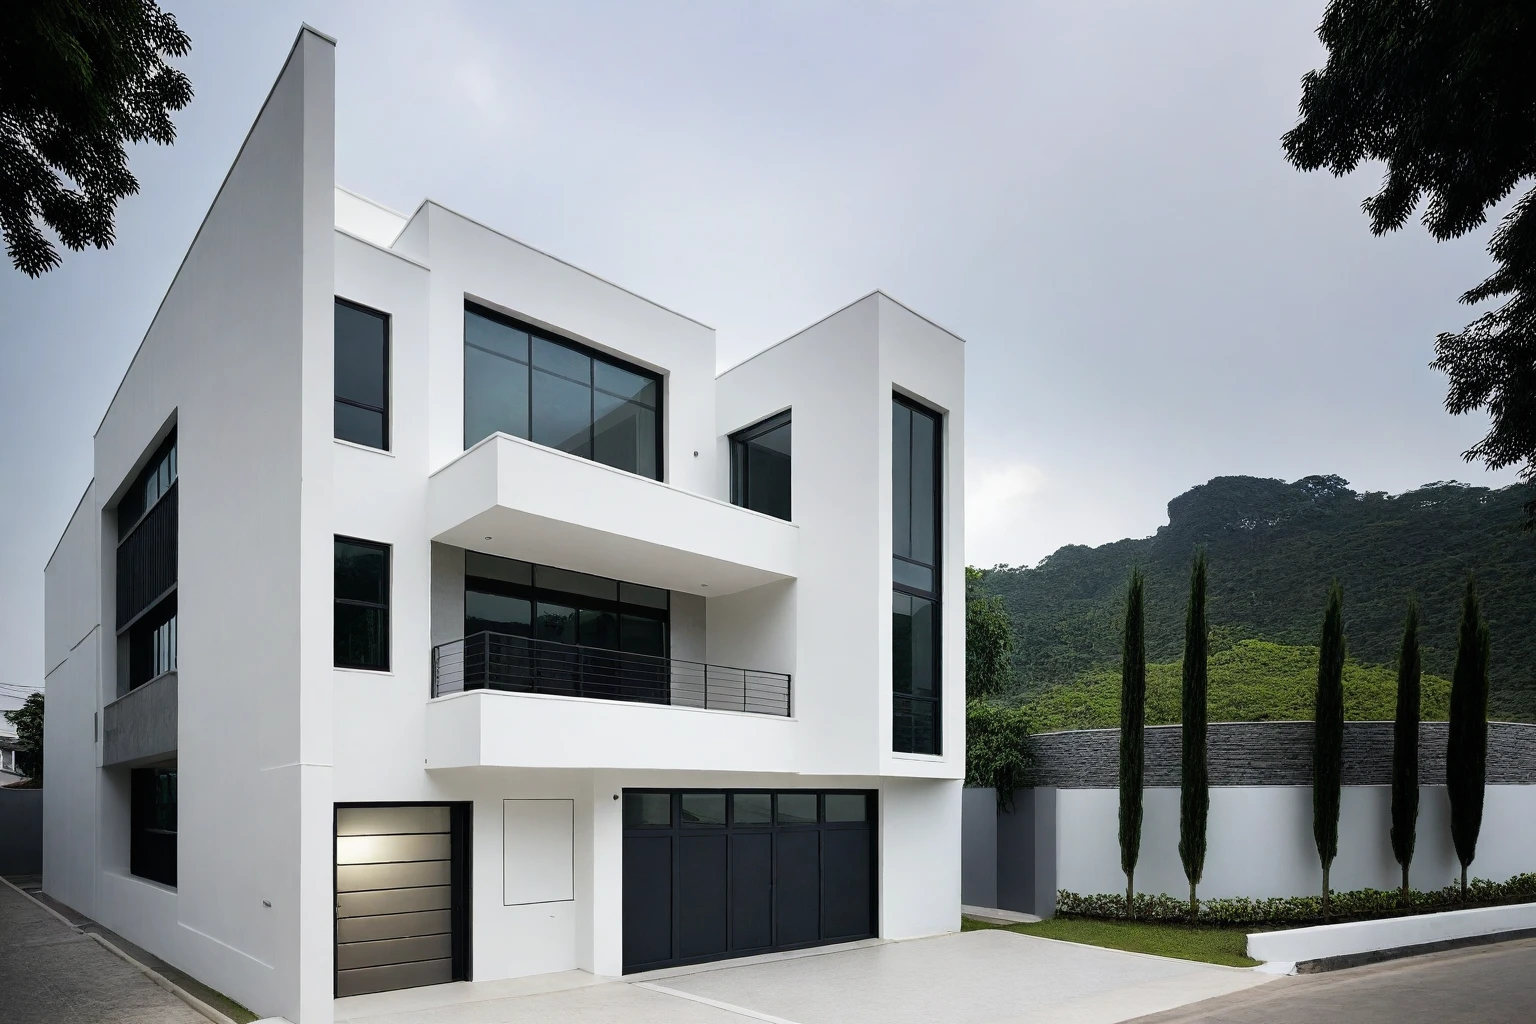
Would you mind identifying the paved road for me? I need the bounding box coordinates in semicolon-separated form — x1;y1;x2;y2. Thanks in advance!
1130;938;1536;1024
0;879;208;1024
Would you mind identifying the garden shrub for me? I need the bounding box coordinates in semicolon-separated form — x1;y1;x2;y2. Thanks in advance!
1055;872;1536;927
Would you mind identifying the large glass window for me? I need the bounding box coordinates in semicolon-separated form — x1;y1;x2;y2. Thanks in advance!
116;429;178;697
130;767;177;887
335;299;390;450
892;396;941;755
464;303;661;479
464;552;668;658
730;411;791;520
335;538;390;670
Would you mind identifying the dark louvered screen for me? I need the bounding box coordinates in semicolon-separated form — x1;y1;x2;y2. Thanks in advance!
117;483;178;629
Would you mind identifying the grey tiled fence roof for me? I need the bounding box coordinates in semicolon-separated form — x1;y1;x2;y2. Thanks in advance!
1024;721;1536;788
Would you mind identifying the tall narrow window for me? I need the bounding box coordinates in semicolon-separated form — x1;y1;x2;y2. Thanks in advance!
463;303;662;479
335;537;390;670
335;299;390;450
116;430;178;695
892;396;941;754
130;767;177;886
730;411;792;520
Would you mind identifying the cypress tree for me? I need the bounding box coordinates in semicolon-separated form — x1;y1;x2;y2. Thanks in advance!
1447;574;1492;901
1179;551;1210;922
1313;581;1345;922
1119;567;1147;919
1390;597;1421;906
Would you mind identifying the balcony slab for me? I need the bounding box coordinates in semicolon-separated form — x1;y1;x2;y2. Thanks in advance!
102;672;177;768
425;689;797;772
428;434;797;596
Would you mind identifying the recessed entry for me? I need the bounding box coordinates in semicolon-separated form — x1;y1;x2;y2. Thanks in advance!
503;799;575;906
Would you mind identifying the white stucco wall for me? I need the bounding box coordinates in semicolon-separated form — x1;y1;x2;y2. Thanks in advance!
1054;785;1536;901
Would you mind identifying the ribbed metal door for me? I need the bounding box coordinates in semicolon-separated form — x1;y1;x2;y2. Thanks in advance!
335;805;465;997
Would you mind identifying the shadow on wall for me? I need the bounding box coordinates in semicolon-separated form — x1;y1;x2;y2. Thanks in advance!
0;788;43;875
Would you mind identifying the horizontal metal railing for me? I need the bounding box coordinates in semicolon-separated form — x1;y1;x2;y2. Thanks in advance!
431;631;791;717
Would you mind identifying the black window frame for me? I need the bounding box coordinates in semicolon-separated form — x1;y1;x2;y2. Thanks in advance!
130;766;177;887
463;555;669;656
729;410;792;521
463;301;664;481
334;297;391;451
335;536;391;671
892;393;942;756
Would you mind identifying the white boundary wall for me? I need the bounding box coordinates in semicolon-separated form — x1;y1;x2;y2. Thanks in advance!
1055;785;1536;900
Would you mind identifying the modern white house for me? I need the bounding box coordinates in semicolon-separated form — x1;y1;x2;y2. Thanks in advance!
42;26;965;1024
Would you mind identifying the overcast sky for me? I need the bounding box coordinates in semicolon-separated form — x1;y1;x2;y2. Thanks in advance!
0;0;1518;690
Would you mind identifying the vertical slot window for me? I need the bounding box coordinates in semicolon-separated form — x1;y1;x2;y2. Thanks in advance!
892;395;941;755
334;299;390;450
335;538;390;670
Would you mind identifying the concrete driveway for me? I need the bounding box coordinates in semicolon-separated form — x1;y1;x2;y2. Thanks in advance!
334;930;1276;1024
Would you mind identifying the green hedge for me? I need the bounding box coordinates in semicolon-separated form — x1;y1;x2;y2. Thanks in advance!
1056;873;1536;927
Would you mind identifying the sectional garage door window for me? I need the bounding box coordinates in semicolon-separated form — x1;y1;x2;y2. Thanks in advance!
335;805;470;997
622;789;876;973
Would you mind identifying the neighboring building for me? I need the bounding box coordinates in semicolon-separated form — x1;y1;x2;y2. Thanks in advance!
0;737;22;779
42;26;965;1024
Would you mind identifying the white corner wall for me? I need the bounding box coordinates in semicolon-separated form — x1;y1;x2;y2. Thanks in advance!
879;777;962;938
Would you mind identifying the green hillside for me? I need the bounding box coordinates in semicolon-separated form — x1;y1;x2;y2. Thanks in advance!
1019;639;1452;732
974;475;1536;721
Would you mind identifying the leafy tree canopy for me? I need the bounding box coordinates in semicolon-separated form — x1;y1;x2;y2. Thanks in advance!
2;0;192;276
965;566;1013;700
3;691;45;785
1282;1;1536;525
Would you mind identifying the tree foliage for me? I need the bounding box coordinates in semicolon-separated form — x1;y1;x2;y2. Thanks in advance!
1178;551;1209;920
973;475;1536;720
1118;568;1146;917
1390;597;1422;904
964;700;1032;810
1;0;192;276
965;566;1013;700
3;691;45;785
1447;575;1492;899
1313;582;1346;920
1281;1;1536;526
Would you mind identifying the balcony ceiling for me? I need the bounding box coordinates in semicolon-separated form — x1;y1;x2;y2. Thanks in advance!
429;434;798;596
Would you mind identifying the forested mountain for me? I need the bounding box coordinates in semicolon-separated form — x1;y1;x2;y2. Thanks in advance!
973;475;1536;721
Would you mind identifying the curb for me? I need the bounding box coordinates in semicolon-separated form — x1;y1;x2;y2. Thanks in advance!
1292;926;1536;974
0;876;239;1024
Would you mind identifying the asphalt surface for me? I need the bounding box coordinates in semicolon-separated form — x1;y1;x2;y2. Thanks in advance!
1129;937;1536;1024
0;879;207;1024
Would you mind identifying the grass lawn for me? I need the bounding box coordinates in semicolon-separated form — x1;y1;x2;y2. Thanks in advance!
962;914;1259;968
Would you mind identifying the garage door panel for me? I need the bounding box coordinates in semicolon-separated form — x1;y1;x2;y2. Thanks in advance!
730;832;772;952
336;833;451;865
337;909;453;944
337;885;452;919
337;805;450;836
337;933;453;971
679;834;728;959
336;958;454;998
623;835;673;969
823;829;873;939
336;804;465;998
337;859;452;893
774;830;821;946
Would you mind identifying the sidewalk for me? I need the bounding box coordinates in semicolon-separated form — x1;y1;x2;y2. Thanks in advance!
0;878;209;1024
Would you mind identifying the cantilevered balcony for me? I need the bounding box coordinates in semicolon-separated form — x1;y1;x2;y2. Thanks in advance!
427;433;797;596
432;632;791;716
425;633;797;772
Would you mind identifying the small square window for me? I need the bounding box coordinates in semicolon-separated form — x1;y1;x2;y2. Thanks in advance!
680;794;725;825
733;793;771;825
825;794;868;822
776;793;817;824
624;792;671;828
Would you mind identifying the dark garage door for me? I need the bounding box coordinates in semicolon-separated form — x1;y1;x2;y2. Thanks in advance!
334;804;471;997
622;790;876;973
